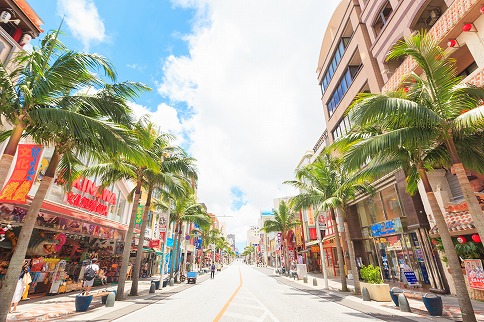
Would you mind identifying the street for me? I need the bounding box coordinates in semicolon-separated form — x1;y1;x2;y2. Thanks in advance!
113;261;402;322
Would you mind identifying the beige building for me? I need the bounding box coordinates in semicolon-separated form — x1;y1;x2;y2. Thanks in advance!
311;0;484;298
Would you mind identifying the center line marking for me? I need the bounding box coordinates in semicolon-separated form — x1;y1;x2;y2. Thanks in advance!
213;267;243;322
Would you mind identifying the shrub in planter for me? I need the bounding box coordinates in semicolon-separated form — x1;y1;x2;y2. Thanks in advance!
359;265;391;302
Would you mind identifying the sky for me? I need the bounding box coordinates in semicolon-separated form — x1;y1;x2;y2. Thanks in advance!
27;0;340;252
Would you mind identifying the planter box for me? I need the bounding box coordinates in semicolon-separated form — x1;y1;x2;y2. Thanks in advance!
360;282;392;302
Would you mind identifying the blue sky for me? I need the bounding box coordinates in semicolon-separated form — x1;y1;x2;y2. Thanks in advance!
26;1;339;249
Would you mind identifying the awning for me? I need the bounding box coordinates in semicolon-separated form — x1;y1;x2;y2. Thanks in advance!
429;211;477;237
305;240;319;247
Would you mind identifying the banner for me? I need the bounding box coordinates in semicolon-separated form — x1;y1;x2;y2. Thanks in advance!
135;204;144;226
464;259;484;290
0;144;43;203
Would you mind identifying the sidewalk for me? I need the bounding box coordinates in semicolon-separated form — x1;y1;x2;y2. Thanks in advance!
6;274;207;322
262;266;484;321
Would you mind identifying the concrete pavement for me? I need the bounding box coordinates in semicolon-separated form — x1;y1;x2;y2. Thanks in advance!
258;266;484;322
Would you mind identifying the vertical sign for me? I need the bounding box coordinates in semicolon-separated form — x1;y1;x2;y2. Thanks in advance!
135;205;144;227
0;144;43;203
307;207;315;227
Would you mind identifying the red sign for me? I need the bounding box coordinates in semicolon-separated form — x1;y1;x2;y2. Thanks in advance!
309;227;317;240
150;240;161;248
65;177;116;216
0;144;43;203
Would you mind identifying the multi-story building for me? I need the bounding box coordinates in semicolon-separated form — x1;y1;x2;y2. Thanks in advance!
313;0;484;297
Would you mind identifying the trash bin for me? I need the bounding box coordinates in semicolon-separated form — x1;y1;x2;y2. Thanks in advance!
101;290;116;304
390;287;404;306
422;293;443;316
152;279;160;289
162;279;169;288
75;294;93;312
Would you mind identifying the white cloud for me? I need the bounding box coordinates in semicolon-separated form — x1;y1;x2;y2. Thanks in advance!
57;0;106;50
128;101;185;141
160;0;339;245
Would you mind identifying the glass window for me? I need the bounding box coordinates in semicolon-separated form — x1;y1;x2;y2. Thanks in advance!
381;185;404;219
366;194;385;223
321;38;351;91
374;2;393;35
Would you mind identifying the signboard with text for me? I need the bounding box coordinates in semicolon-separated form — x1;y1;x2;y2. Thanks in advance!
0;144;43;203
370;218;403;237
464;259;484;290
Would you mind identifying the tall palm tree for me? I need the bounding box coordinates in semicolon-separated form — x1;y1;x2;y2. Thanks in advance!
83;117;158;301
130;133;197;295
261;201;300;273
350;30;484;245
0;29;146;188
167;194;210;282
0;87;143;320
286;150;370;293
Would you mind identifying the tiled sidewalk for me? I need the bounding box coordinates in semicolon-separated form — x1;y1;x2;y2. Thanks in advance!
6;278;187;322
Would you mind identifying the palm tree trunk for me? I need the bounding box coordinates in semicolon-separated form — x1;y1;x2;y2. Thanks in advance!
169;221;179;281
116;179;142;301
130;185;153;296
341;208;360;295
0;123;26;189
419;166;476;322
282;232;289;274
0;148;59;322
174;227;183;283
330;208;348;292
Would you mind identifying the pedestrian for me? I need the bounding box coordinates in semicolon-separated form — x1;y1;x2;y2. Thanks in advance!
83;258;100;294
10;261;30;313
210;262;216;279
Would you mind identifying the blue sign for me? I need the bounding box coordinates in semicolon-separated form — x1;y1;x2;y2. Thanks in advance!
403;270;419;285
196;237;202;249
370;218;403;237
167;238;174;248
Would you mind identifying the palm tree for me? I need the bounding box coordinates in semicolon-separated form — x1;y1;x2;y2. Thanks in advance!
261;201;300;273
350;30;484;244
0;29;145;189
286;150;370;293
0;86;143;320
130;132;197;295
83;117;159;301
168;194;210;282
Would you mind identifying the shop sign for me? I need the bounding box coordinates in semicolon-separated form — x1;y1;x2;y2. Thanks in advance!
307;207;315;227
370;218;403;237
276;232;282;250
166;237;174;248
150;239;161;248
0;144;43;204
295;225;303;247
135;205;144;226
66;177;117;216
464;259;484;290
311;245;319;252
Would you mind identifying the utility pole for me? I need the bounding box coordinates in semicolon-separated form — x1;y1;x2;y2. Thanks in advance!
316;212;329;290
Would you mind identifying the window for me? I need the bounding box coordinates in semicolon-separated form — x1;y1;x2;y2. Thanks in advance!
332;115;351;140
320;37;351;94
380;185;404;219
374;2;392;36
326;64;362;116
458;61;478;78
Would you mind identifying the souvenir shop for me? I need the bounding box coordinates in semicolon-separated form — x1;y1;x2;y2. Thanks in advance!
0;203;125;297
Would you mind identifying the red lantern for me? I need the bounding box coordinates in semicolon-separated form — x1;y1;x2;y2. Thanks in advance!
447;39;458;48
472;234;481;243
403;87;409;93
480;5;484;14
462;23;475;32
457;236;467;244
431;239;438;245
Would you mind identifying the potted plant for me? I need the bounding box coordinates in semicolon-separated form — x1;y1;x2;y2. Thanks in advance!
359;264;392;302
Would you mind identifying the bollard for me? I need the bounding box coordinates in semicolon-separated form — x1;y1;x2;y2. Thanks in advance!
422;293;443;316
169;278;174;286
303;276;308;283
105;292;115;307
313;278;318;286
398;293;411;312
149;282;156;293
390;287;404;307
361;287;371;301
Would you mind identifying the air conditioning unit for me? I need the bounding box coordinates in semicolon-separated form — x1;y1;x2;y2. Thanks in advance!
425;9;441;26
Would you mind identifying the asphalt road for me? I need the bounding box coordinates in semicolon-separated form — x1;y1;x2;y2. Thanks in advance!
112;260;401;322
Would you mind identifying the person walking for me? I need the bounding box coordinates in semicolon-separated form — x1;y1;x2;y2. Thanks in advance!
83;258;100;294
210;262;216;279
10;262;30;313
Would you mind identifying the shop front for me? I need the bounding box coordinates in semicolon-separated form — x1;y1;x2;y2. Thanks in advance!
0;203;125;297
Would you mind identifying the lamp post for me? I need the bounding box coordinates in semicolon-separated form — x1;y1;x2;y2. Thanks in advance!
315;212;329;290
